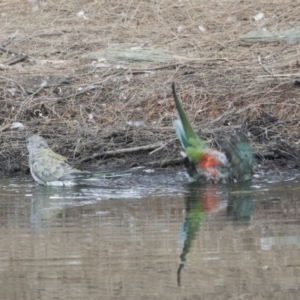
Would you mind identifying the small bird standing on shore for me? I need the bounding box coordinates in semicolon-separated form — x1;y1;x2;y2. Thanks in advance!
26;134;138;186
172;83;254;183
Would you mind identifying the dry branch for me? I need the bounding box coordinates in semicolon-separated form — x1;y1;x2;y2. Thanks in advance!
145;157;184;167
0;45;28;65
79;142;164;163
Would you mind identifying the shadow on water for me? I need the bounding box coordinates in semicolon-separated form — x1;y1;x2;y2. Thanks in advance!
177;182;254;286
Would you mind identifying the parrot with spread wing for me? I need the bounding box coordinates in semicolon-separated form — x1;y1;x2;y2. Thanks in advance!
172;83;254;183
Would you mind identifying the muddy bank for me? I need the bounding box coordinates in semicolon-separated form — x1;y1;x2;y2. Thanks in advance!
1;0;300;178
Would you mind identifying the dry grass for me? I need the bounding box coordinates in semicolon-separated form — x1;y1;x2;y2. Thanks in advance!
1;0;300;175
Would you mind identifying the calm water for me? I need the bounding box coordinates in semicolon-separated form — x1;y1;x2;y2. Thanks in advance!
1;170;300;299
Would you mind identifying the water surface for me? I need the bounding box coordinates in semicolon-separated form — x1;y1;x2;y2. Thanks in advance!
1;171;300;299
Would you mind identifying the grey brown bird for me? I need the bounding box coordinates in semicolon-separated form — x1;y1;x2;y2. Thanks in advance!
26;134;139;186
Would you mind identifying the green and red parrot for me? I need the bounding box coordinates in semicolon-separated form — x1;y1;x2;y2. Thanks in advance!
172;83;254;183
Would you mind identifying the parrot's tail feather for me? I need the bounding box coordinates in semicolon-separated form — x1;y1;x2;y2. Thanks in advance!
71;166;143;181
173;119;188;150
172;83;198;143
172;82;206;164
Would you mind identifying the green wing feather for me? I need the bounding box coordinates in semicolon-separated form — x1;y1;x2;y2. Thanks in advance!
172;83;206;163
223;137;254;182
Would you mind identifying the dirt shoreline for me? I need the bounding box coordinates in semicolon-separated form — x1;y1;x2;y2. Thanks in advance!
1;1;300;178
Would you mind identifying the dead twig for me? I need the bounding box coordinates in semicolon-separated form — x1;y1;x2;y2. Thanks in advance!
0;45;24;56
148;139;176;155
145;157;183;167
257;55;276;79
0;45;28;65
79;142;164;163
129;58;228;74
6;55;28;66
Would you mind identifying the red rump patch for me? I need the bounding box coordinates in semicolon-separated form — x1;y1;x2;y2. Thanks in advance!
199;152;222;169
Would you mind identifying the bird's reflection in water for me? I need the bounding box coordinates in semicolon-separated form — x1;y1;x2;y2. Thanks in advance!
30;185;84;231
226;182;254;221
177;182;254;286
